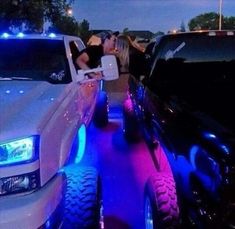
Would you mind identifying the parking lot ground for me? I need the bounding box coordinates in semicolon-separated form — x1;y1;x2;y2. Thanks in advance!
81;96;156;229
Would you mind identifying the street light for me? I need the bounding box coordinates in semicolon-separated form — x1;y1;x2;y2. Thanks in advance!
219;0;223;30
67;7;73;16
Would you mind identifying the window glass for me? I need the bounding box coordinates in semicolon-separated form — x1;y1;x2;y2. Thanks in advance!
149;35;235;95
69;41;81;70
0;39;72;83
148;34;235;128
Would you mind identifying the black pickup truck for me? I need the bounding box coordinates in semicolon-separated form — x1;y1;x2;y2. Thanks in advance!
123;31;235;228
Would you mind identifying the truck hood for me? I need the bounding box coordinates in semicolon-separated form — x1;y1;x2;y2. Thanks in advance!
0;81;69;142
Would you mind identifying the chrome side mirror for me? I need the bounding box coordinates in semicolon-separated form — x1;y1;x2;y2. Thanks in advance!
101;55;119;81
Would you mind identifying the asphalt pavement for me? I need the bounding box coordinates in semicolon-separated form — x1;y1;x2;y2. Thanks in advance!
80;75;156;229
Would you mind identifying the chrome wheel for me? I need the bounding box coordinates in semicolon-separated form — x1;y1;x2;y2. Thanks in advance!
145;196;154;229
99;200;104;229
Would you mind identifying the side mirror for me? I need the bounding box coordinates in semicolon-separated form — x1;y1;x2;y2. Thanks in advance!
76;55;119;82
101;55;119;81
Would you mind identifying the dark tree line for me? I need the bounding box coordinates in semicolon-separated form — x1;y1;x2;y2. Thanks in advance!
0;0;91;42
1;2;235;40
0;0;72;32
188;12;235;31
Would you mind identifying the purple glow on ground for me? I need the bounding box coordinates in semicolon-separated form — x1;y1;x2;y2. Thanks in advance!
81;104;156;228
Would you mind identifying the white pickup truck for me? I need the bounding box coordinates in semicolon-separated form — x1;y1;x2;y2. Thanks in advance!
0;33;118;228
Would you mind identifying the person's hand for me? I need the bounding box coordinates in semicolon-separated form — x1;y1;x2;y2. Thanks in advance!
87;71;103;80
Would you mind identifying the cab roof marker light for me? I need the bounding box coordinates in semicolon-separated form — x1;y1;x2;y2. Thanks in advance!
49;33;56;38
208;31;216;36
17;32;24;38
227;31;234;36
1;32;10;38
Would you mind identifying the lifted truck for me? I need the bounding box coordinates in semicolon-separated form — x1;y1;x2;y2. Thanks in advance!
124;31;235;228
0;33;118;228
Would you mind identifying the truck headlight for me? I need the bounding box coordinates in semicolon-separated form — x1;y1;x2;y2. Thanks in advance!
0;136;38;166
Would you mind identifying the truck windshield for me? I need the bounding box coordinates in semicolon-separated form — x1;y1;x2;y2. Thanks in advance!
150;34;235;130
0;39;72;83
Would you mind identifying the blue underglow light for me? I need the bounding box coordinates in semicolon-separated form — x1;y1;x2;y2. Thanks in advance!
204;132;217;139
48;33;56;38
220;144;230;155
75;124;86;163
100;80;104;90
17;32;24;38
189;145;198;170
0;137;35;166
45;220;51;228
2;33;9;38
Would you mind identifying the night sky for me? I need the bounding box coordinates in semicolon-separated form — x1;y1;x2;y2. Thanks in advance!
73;0;235;33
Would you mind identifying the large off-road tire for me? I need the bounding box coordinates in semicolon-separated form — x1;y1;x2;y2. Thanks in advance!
63;165;102;229
144;173;179;229
93;91;108;128
123;98;141;142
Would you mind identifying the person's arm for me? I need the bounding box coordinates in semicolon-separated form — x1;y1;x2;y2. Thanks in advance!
76;51;102;79
76;52;90;70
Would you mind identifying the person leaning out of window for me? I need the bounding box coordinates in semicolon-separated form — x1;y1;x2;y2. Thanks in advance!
76;31;119;79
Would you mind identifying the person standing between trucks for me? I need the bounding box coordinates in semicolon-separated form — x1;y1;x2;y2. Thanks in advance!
76;31;119;78
115;34;147;80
